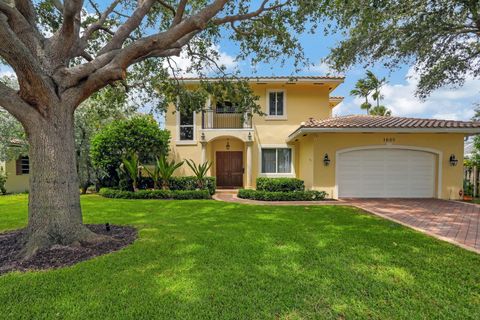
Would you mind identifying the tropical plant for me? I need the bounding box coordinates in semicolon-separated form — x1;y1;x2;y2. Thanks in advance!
119;153;142;192
156;156;184;190
369;105;392;117
185;160;213;189
350;78;372;114
144;162;161;190
365;71;387;109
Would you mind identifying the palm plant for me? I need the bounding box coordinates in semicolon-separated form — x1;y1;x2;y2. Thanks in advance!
186;159;213;189
156;155;184;190
366;70;387;108
350;78;372;114
119;153;142;192
144;162;161;189
369;105;392;116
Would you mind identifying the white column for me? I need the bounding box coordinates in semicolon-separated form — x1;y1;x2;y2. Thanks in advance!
246;141;253;188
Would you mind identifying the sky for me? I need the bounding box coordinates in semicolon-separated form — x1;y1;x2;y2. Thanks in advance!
1;3;479;121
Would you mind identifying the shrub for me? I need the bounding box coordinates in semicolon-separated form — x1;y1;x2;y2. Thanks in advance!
0;168;6;195
237;189;327;201
99;188;211;200
256;177;305;192
168;176;216;195
91;115;170;187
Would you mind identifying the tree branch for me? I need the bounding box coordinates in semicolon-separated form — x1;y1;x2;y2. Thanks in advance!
213;0;287;25
14;0;36;27
81;0;121;42
0;81;36;124
0;1;44;54
0;13;56;110
51;0;84;63
172;0;188;26
98;0;157;55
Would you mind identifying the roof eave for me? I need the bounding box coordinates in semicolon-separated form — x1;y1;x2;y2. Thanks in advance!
287;127;480;142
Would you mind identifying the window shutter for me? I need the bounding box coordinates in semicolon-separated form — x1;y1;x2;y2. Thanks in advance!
16;158;22;175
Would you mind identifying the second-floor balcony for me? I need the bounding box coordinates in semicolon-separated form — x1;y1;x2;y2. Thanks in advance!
202;109;252;129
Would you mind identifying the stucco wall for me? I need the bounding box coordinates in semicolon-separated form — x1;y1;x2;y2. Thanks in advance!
308;132;464;200
164;83;331;186
4;159;29;193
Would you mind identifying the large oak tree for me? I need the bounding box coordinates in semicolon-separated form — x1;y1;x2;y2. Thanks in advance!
0;0;323;258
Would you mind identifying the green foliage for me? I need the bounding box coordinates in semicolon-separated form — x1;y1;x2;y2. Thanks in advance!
167;176;216;196
322;0;480;98
369;105;392;117
463;179;474;197
119;153;142;192
350;70;387;114
350;78;372;114
185;159;213;189
256;177;305;192
99;188;210;200
75;86;134;193
90;115;170;186
238;189;327;201
155;156;184;190
0;167;6;195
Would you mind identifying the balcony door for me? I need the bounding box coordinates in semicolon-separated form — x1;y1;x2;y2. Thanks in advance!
216;151;243;188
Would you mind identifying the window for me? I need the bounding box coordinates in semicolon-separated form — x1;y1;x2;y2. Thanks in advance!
16;156;29;175
179;111;194;141
261;148;292;173
268;90;285;117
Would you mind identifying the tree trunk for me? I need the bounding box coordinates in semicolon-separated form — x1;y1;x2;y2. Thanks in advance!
22;106;106;259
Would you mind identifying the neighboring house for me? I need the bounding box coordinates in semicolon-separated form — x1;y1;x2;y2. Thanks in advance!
2;155;30;194
2;140;30;194
166;76;480;200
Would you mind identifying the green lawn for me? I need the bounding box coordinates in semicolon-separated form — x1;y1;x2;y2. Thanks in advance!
0;195;479;319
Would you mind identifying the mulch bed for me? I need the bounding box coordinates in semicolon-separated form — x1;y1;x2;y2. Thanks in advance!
0;224;137;275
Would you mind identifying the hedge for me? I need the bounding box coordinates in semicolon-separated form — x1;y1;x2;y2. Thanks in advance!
237;189;327;201
99;188;211;200
138;176;216;195
256;177;305;192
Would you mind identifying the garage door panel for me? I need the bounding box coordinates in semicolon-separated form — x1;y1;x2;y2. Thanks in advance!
338;149;435;198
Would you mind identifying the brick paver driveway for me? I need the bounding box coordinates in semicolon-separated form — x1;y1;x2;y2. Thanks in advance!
348;199;480;254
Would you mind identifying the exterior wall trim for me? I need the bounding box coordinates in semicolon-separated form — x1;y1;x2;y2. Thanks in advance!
334;145;443;199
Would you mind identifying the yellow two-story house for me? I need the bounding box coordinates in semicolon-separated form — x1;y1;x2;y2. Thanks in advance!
166;76;480;200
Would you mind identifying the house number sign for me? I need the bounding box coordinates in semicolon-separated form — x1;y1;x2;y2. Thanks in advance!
384;137;396;144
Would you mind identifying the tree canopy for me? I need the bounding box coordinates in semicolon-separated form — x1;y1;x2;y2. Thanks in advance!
322;0;480;98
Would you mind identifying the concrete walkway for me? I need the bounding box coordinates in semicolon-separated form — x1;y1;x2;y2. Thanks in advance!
214;192;480;254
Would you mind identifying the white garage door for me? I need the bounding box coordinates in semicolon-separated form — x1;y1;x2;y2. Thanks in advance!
337;149;435;198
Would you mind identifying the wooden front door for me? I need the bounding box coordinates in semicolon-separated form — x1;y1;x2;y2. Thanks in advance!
216;151;243;188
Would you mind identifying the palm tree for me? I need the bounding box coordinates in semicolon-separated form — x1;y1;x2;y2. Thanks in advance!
369;105;392;116
185;159;213;189
350;78;372;114
366;70;387;108
119;153;142;192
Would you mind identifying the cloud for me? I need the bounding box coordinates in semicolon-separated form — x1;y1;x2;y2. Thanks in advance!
304;60;344;77
336;66;480;120
165;45;238;77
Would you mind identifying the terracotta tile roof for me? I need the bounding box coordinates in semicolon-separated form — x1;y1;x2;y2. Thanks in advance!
177;75;345;81
301;115;480;129
287;115;480;140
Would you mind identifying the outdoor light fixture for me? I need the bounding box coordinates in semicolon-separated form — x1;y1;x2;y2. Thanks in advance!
201;132;206;141
323;153;330;166
226;139;230;150
449;154;458;167
248;132;252;141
